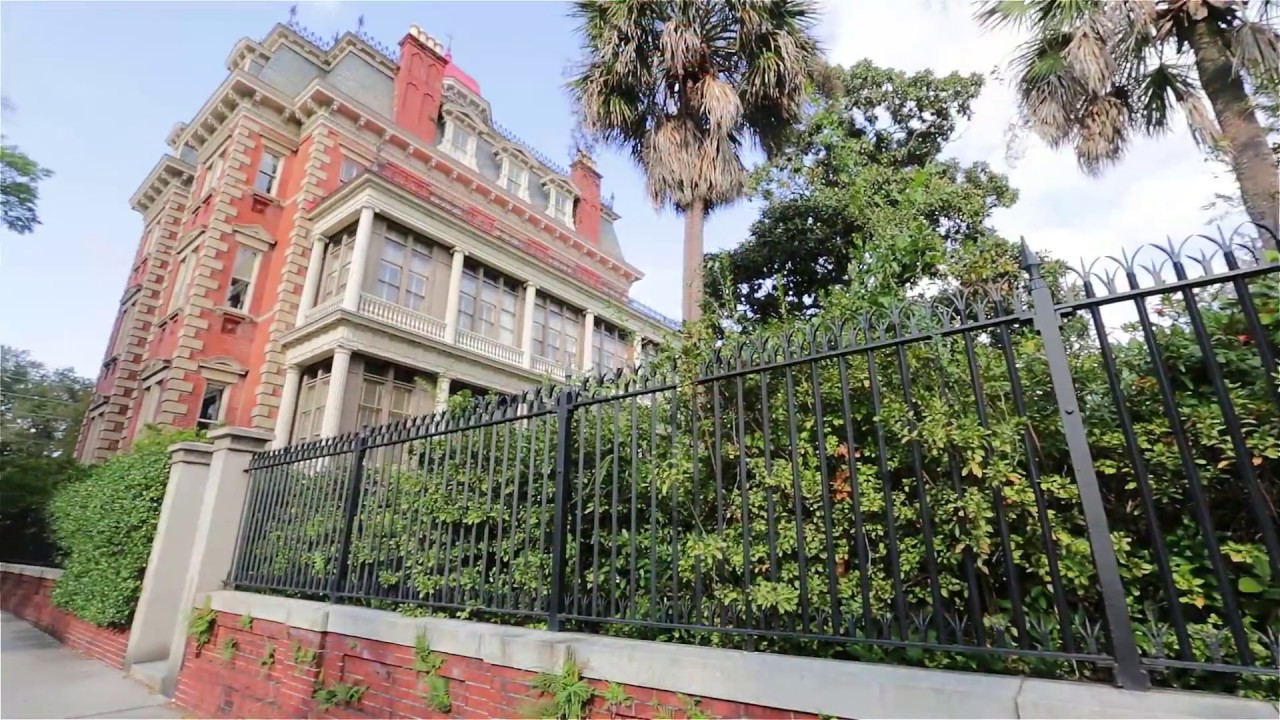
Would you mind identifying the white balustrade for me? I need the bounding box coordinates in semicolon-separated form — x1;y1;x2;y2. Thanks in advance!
457;328;523;366
306;296;342;322
532;354;576;378
358;293;447;340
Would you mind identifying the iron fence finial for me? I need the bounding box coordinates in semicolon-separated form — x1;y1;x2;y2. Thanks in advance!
1019;237;1041;274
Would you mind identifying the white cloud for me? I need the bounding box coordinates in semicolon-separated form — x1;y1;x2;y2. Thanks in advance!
821;0;1242;264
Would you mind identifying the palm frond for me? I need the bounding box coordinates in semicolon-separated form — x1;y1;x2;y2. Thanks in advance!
1075;92;1131;173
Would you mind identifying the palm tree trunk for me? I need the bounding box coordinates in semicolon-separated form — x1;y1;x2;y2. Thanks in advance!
682;199;706;324
1189;20;1279;252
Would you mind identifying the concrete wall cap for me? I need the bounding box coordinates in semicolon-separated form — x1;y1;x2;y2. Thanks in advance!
207;590;329;632
0;563;64;580
168;441;215;464
206;426;274;452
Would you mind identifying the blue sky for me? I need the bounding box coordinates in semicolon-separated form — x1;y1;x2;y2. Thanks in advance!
0;1;1240;377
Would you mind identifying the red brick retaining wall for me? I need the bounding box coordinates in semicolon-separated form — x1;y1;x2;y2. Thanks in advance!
174;610;819;719
0;568;131;670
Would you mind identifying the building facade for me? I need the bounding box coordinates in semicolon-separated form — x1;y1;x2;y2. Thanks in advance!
77;21;677;462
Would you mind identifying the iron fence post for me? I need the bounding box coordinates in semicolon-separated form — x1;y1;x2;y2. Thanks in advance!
547;388;577;631
330;430;368;603
1021;241;1150;691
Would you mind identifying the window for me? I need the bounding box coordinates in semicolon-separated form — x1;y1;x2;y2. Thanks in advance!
113;301;137;357
139;382;162;426
500;159;529;200
532;295;582;369
197;382;228;430
375;226;436;313
593;320;627;373
457;264;519;345
318;230;355;303
357;361;426;428
547;188;575;227
293;362;331;442
255;151;283;195
225;245;261;312
200;155;224;197
339;158;363;184
443;121;477;167
168;252;197;313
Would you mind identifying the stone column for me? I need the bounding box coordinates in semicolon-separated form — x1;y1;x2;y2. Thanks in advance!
341;207;376;313
162;427;272;696
434;375;452;413
320;347;352;437
521;283;537;368
297;235;326;322
126;441;213;671
443;247;466;343
581;310;596;372
272;365;301;448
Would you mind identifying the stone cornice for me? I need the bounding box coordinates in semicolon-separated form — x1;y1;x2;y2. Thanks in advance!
130;155;195;215
294;83;642;285
225;37;270;72
169;71;299;157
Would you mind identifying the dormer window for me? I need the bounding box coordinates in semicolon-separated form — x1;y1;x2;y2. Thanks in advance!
499;158;529;201
442;120;477;169
547;188;574;228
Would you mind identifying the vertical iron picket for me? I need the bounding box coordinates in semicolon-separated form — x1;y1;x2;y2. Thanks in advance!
1020;242;1150;691
547;388;577;631
330;429;368;603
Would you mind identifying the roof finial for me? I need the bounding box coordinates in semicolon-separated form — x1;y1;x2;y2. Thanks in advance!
357;14;365;31
288;4;297;23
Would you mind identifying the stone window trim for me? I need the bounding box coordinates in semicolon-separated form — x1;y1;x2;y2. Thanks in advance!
231;225;276;253
440;108;482;170
167;249;199;315
196;359;248;430
139;359;171;385
224;244;263;314
254;149;285;196
541;177;578;229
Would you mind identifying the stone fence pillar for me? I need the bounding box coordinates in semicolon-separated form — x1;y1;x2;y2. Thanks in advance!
125;441;214;671
158;427;272;695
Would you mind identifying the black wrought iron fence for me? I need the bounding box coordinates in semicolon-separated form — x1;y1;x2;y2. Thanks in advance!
229;229;1280;694
0;510;60;568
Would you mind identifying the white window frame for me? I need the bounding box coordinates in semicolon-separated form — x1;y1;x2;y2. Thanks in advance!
225;244;262;312
200;155;224;197
138;381;162;426
339;158;363;184
442;120;478;169
196;381;230;430
168;251;197;314
255;150;284;195
499;157;530;201
546;187;575;228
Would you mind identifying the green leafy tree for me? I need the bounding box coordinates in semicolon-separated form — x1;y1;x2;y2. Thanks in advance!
0;347;91;563
705;61;1018;321
567;0;824;323
1;99;53;236
977;0;1279;248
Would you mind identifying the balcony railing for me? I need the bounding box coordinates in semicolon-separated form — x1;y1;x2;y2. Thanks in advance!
456;329;524;366
531;354;575;378
307;296;342;322
358;294;446;340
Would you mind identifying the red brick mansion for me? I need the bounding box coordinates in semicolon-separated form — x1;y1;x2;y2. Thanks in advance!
78;20;676;462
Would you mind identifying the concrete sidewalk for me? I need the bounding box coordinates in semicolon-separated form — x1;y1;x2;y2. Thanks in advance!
0;612;184;719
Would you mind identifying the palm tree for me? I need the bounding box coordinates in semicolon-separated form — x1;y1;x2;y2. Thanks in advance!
567;0;823;323
978;0;1279;250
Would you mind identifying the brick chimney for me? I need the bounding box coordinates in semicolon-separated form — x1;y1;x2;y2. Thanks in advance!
570;150;603;244
394;25;449;145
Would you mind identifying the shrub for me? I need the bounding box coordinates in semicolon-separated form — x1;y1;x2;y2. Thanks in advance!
48;427;201;627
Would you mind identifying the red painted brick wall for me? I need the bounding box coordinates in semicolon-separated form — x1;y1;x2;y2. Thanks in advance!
0;570;131;670
174;610;819;720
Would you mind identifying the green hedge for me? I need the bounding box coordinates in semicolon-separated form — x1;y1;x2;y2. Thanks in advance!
48;427;201;628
